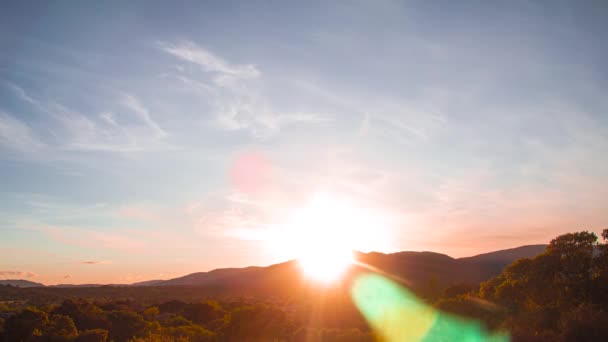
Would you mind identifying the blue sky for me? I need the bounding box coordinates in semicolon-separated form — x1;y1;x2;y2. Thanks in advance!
1;0;607;284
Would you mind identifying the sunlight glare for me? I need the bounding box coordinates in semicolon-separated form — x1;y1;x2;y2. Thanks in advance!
268;192;391;283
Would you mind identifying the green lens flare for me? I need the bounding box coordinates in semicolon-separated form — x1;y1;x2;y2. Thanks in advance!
351;273;509;342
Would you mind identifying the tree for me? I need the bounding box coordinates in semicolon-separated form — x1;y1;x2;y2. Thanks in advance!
441;284;476;299
160;324;216;342
182;301;225;326
547;231;597;256
559;304;608;341
107;310;149;341
224;304;293;341
54;299;108;331
471;230;608;340
548;231;597;304
143;307;160;321
2;307;49;341
43;314;78;341
592;229;608;309
75;329;108;342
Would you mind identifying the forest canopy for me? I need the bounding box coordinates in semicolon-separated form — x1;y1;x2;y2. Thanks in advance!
1;229;608;341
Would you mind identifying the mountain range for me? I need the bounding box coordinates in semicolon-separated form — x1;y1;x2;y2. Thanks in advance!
0;279;45;288
2;245;547;294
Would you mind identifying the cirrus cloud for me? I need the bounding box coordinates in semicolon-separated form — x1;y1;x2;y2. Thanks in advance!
0;270;37;278
82;261;109;265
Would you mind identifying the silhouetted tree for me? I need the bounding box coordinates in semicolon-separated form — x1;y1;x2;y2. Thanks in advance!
559;304;608;342
42;314;78;341
2;307;48;341
74;329;108;342
143;306;160;321
441;284;476;299
107;310;149;341
54;299;108;331
474;230;608;340
182;301;225;326
224;304;293;341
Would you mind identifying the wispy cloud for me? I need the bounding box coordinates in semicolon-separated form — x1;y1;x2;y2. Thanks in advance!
0;111;45;152
0;270;37;278
159;41;331;138
213;102;332;138
291;79;446;143
3;82;37;105
122;94;168;139
159;41;260;79
82;261;109;265
53;95;169;152
3;82;170;153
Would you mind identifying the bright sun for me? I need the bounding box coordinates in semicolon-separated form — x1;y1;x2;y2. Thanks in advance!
268;192;390;283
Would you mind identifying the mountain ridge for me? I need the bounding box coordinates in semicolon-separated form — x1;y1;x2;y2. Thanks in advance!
2;244;547;288
0;279;45;287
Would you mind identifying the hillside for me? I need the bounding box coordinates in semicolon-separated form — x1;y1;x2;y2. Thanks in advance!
0;279;45;288
1;245;547;293
151;244;548;296
1;232;604;342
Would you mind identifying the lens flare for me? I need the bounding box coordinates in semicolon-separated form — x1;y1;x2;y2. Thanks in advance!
351;273;509;342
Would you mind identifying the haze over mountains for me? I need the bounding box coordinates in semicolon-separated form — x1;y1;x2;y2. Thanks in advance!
0;280;45;288
2;245;547;291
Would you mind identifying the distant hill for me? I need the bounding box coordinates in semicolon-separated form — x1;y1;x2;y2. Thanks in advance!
147;244;548;296
130;280;165;286
460;244;548;264
0;245;547;294
353;245;547;292
50;284;122;288
0;279;45;287
456;244;548;283
158;262;299;295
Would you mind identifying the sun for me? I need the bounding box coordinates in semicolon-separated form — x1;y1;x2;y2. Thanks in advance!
298;245;353;283
267;192;390;283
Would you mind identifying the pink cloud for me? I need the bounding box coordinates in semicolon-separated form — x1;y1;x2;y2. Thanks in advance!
0;270;37;278
82;261;110;265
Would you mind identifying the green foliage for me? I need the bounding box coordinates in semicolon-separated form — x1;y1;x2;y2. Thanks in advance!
223;303;294;341
107;310;149;341
160;324;216;342
448;229;608;341
441;284;476;299
293;327;375;341
54;299;108;331
1;229;607;342
559;304;608;341
143;306;160;321
3;307;49;341
1;297;314;341
74;329;109;342
182;301;225;327
43;314;78;341
161;314;194;328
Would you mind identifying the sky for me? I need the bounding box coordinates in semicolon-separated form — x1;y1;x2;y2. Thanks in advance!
1;0;607;285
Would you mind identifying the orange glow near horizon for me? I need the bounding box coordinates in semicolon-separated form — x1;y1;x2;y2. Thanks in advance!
298;246;353;283
267;192;392;283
